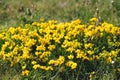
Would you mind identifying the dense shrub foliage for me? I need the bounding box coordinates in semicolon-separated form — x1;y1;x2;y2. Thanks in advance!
0;18;120;79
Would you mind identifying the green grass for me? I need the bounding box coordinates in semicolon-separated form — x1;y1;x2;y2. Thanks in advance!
0;0;120;27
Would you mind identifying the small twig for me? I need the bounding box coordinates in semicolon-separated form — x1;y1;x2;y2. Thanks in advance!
94;8;101;26
111;0;114;23
50;66;64;80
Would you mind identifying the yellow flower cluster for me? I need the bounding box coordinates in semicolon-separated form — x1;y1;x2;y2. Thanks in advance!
66;61;77;69
32;64;53;70
68;55;74;59
0;18;120;76
48;56;65;66
22;70;30;76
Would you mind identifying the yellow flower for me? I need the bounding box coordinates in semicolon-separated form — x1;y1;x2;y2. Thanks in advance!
58;56;65;65
0;34;4;39
71;19;81;25
87;50;94;55
32;22;38;26
39;51;51;59
47;66;53;70
11;34;21;39
48;60;54;64
8;27;16;34
71;62;77;69
31;61;37;65
90;18;97;22
36;45;46;51
84;43;94;49
13;46;19;54
106;57;112;63
48;56;65;66
35;52;42;56
48;45;56;51
25;39;36;47
66;47;75;53
84;31;94;37
33;64;40;69
22;47;30;59
28;30;39;37
95;55;99;59
111;50;118;57
66;61;77;69
53;37;61;43
48;20;57;24
68;55;74;59
21;70;30;76
39;66;53;71
75;49;85;59
1;41;10;51
22;65;26;70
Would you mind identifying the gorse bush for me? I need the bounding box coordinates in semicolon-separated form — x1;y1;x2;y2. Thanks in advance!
0;18;120;80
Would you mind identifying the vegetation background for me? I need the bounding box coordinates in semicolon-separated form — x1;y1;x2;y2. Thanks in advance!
0;0;120;27
0;0;120;80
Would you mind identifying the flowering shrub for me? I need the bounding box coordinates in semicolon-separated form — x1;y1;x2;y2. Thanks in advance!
0;18;120;79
